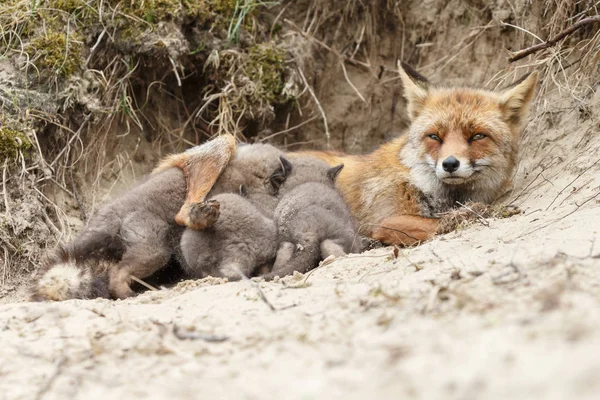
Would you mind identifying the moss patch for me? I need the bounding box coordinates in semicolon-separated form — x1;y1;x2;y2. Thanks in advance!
247;43;288;104
27;31;83;77
0;127;32;161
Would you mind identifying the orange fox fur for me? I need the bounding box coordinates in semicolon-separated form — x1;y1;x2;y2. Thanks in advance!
164;62;538;246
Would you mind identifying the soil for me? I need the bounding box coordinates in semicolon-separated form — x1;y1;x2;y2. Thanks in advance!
1;0;599;398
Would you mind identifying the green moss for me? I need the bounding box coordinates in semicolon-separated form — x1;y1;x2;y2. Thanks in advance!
28;31;83;77
247;43;289;103
0;127;32;161
111;0;203;24
52;0;86;12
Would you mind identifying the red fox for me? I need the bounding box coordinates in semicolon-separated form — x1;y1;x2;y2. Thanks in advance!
166;62;537;246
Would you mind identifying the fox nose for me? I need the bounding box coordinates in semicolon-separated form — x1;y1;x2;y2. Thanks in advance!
442;156;460;173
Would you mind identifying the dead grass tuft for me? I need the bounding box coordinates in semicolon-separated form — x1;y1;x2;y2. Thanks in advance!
437;202;522;235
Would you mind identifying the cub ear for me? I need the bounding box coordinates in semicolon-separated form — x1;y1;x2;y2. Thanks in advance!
269;156;293;191
327;164;344;182
239;184;248;197
397;61;430;120
279;156;293;177
499;71;538;127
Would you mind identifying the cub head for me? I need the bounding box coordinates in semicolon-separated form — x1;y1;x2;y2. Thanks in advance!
398;61;537;203
216;143;291;196
278;156;344;194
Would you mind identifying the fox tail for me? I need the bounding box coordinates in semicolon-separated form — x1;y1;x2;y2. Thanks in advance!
30;245;110;302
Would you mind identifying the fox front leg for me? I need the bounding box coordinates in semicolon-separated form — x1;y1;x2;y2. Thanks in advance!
371;215;439;247
153;134;237;230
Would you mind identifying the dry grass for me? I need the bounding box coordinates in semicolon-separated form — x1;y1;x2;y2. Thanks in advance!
0;0;293;288
437;202;522;235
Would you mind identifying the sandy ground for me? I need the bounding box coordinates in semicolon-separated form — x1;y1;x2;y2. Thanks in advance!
1;2;599;398
1;168;599;399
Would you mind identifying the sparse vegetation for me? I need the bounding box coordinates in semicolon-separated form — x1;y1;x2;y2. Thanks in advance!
0;125;32;161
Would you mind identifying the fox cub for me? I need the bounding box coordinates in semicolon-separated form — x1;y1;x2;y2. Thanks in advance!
31;142;287;301
265;157;364;279
177;155;292;280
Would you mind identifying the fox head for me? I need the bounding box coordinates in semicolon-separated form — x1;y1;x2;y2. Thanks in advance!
398;61;537;206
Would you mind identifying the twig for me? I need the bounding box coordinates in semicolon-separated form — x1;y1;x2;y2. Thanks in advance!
340;61;367;103
172;325;229;342
375;225;421;244
282;255;338;288
491;262;521;285
259;115;319;142
70;172;87;223
49;113;92;168
2;246;9;286
233;266;295;311
509;16;600;62
35;358;65;400
516;191;600;240
169;57;182;87
285;19;369;102
85;29;106;66
455;201;490;227
546;157;600;210
557;178;594;208
130;276;158;291
2;160;9;216
396;247;423;271
297;67;330;145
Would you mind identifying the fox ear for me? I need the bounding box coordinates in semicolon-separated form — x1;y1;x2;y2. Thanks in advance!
327;164;344;182
398;61;429;120
279;156;293;178
270;156;293;191
499;71;538;126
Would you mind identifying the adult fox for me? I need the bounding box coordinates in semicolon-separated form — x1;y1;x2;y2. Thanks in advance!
163;62;537;246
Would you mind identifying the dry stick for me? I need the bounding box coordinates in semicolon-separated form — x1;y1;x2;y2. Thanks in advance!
259;115;319;142
172;325;229;342
509;16;600;62
340;61;366;103
283;255;341;289
169;57;182;87
297;66;330;145
130;276;158;292
376;225;422;244
49;113;92;167
546;157;600;211
516;191;600;240
557;178;594;208
2;246;9;285
508;162;553;206
233;266;295;312
455;201;490;227
2;160;9;216
70;172;87;223
284;19;369;102
34;358;65;400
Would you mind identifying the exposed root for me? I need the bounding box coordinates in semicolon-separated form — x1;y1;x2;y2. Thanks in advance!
509;16;600;62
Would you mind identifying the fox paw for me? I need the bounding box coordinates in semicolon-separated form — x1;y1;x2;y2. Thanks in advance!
188;200;221;230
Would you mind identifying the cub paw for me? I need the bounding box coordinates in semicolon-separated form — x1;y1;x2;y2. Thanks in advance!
187;200;221;230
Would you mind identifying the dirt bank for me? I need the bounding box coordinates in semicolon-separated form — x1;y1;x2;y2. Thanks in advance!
1;0;599;398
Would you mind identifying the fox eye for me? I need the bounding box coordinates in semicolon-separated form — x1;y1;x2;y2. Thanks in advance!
427;134;442;142
471;133;487;141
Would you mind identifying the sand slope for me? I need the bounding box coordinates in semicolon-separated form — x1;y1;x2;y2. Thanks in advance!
1;187;599;399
